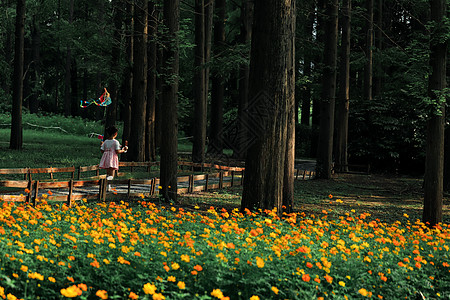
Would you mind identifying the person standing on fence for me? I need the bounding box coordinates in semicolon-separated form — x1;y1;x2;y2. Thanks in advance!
99;126;128;182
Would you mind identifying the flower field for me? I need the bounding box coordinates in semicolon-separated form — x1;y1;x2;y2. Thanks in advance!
0;195;449;299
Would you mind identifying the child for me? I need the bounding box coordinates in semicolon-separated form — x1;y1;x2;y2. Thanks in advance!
99;126;128;182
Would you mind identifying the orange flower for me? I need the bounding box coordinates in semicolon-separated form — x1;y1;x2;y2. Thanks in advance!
193;265;203;272
129;292;139;299
328;194;333;199
77;283;88;291
306;262;313;268
60;285;82;298
302;274;311;282
96;290;108;299
324;274;333;284
256;257;265;268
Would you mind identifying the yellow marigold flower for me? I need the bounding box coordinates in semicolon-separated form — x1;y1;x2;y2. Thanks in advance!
171;262;180;270
167;276;176;282
48;277;56;282
20;265;28;272
211;289;224;299
250;296;260;300
103;259;110;264
256;257;264;268
96;290;108;299
339;281;345;287
60;285;82;298
152;293;165;300
143;283;157;295
177;281;186;289
358;288;369;296
129;292;139;299
181;254;190;262
78;283;87;291
6;294;17;300
12;273;18;278
271;286;279;294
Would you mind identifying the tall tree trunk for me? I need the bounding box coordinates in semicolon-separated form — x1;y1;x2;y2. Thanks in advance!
241;0;295;213
155;46;163;150
2;0;12;95
129;0;148;162
10;0;26;150
208;0;226;155
316;0;338;179
105;0;122;134
70;60;78;116
204;0;213;106
310;0;325;158
363;0;373;102
29;14;41;114
192;0;206;163
63;0;74;116
373;0;383;97
121;0;133;159
334;0;351;172
423;0;447;227
146;1;158;162
283;0;296;212
234;0;254;159
160;0;180;202
300;8;314;126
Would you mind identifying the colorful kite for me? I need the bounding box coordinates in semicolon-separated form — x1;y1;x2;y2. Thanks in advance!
80;88;112;108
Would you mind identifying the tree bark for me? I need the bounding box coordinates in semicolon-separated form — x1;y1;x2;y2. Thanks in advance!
234;0;254;159
373;0;383;98
241;0;295;213
63;0;74;116
29;14;41;114
129;0;148;162
160;0;180;202
146;1;158;162
204;0;213;106
10;0;26;150
121;0;134;160
105;0;122;134
363;0;373;102
316;0;338;179
423;0;447;227
300;9;314;126
208;0;226;155
334;0;351;172
192;0;206;163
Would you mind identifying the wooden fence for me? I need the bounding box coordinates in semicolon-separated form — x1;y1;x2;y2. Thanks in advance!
0;162;315;206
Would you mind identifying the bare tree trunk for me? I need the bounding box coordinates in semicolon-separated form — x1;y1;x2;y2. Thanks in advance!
63;0;74;116
160;0;180;202
105;0;122;133
241;0;295;213
334;0;351;172
423;0;447;227
10;0;26;150
192;0;206;163
204;0;213;106
29;13;41;114
208;0;226;155
2;0;12;95
146;1;158;162
363;0;373;102
121;0;133;159
234;0;254;159
155;46;163;150
373;0;383;97
300;8;314;126
316;0;338;179
129;0;148;162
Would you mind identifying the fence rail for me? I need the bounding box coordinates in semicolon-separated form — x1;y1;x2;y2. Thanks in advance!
0;162;315;205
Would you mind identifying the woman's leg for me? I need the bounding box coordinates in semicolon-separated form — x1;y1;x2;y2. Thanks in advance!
107;168;114;180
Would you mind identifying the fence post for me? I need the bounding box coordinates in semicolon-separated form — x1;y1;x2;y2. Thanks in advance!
205;174;209;192
231;171;234;187
127;179;132;199
67;179;74;207
98;179;104;201
189;174;194;193
219;171;223;189
33;180;40;206
26;180;33;204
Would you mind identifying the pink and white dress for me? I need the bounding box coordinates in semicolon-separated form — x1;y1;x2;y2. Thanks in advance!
99;139;121;170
